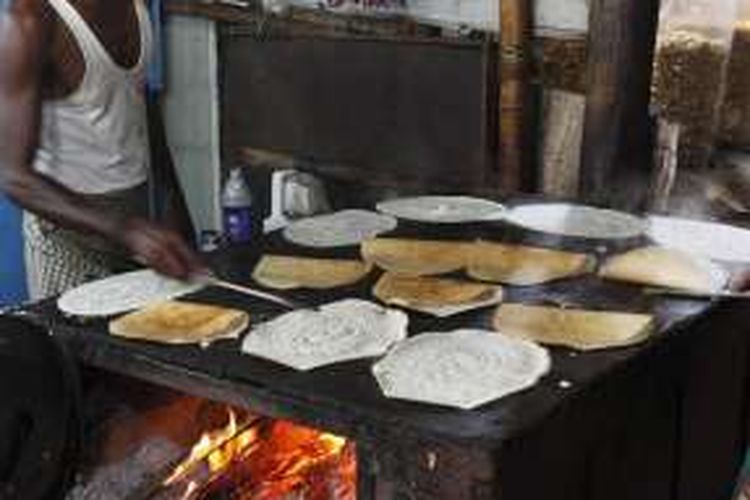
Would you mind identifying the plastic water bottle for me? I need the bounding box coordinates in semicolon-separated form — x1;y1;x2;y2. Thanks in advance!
221;168;254;244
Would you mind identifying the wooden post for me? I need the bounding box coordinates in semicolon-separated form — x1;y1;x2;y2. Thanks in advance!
499;0;533;193
579;0;660;210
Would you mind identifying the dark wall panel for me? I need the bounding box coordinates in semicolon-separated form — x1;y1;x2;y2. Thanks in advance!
220;34;493;190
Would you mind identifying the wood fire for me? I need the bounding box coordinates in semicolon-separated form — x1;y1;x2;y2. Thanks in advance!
162;408;356;500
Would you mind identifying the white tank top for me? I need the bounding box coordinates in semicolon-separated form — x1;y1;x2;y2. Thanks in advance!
33;0;152;195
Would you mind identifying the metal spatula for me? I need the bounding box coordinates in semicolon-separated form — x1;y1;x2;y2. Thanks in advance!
195;274;299;309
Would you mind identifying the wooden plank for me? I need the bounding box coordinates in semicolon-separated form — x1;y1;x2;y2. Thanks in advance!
539;90;585;198
499;0;534;192
579;0;660;210
165;1;439;39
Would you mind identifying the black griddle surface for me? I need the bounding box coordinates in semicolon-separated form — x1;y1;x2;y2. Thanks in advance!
19;207;717;450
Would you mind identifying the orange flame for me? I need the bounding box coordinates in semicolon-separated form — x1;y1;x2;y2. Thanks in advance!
230;421;356;500
164;409;257;486
164;408;356;500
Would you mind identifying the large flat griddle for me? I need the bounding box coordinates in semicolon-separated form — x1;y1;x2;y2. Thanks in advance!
18;210;718;448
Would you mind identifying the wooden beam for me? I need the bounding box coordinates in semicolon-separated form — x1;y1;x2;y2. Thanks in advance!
579;0;660;210
499;0;534;193
164;0;439;39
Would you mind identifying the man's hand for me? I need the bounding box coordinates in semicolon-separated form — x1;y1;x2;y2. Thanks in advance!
121;218;204;280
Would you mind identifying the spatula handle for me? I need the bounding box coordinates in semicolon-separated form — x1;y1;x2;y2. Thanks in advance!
195;274;299;308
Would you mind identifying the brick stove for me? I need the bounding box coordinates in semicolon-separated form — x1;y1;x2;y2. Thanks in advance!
11;226;750;500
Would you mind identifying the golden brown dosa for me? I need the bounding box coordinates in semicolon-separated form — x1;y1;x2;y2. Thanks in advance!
599;246;726;292
360;238;469;276
109;301;249;345
492;303;654;351
466;241;594;286
374;272;501;308
252;255;371;290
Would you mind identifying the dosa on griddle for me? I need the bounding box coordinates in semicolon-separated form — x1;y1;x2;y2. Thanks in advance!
252;255;371;290
467;241;594;285
492;303;654;351
372;330;550;410
110;301;249;345
241;299;408;371
361;238;468;276
599;246;727;292
373;273;503;316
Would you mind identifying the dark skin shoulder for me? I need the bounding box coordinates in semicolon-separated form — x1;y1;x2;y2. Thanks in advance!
43;0;141;98
0;0;202;280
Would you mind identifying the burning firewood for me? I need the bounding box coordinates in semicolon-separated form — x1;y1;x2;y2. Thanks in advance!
155;411;355;500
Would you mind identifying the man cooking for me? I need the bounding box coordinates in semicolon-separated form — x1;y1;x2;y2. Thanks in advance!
0;0;203;300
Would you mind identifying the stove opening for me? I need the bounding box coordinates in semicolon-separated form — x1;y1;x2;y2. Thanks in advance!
67;381;356;500
161;408;356;500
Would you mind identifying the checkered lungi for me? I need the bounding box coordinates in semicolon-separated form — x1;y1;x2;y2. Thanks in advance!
23;184;150;301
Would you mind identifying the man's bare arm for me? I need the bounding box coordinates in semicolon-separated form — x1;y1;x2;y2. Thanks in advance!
0;0;123;238
0;0;202;279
